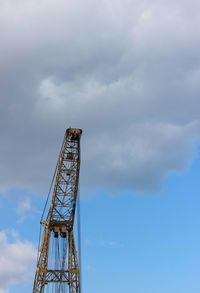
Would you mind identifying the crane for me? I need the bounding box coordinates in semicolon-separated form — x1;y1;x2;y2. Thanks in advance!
33;128;82;293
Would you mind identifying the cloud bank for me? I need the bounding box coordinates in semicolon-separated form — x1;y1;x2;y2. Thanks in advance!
0;231;37;289
0;0;200;194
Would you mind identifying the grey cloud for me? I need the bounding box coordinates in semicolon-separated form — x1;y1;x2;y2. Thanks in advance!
0;0;200;195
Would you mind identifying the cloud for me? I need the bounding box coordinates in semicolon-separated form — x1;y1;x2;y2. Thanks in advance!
0;230;37;288
16;197;31;223
101;240;124;248
85;238;124;248
16;197;31;215
0;289;9;293
85;265;96;272
0;0;200;194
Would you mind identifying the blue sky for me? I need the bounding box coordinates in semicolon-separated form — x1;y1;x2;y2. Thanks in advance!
0;151;200;292
83;153;200;293
1;0;200;292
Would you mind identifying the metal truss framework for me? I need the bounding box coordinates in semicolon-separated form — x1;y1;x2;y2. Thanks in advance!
33;128;82;293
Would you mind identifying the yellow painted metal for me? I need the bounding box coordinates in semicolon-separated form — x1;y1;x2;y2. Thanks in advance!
33;128;82;293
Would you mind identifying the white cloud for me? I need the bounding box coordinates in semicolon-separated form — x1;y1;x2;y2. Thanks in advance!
85;238;124;248
14;197;32;223
0;0;200;194
0;231;37;288
0;289;10;293
101;240;124;248
85;265;96;272
16;197;31;215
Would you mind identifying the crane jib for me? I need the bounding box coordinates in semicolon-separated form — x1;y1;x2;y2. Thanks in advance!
33;128;82;293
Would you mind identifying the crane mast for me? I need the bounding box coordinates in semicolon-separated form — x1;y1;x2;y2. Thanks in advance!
33;128;82;293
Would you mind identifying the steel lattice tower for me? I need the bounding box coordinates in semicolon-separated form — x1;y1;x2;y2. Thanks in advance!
33;128;82;293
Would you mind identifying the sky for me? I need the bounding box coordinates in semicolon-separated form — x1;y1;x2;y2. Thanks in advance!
0;0;200;292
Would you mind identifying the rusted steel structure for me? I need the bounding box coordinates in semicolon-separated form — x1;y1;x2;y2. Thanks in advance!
33;128;82;293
